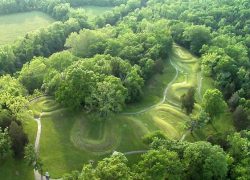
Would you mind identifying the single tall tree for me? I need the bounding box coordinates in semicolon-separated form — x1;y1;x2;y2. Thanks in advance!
202;89;226;120
181;87;196;115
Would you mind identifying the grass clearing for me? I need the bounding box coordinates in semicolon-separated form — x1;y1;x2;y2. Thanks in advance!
201;76;215;95
0;157;34;180
77;6;113;20
30;97;147;177
23;116;37;145
0;11;55;46
125;60;176;112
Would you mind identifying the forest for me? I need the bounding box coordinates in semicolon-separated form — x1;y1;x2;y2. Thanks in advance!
0;0;249;179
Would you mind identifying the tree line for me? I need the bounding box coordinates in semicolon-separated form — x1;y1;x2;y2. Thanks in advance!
0;0;128;15
0;0;147;75
0;0;249;178
61;130;250;180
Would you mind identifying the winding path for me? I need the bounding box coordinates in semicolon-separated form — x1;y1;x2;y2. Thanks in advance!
124;150;148;155
32;112;62;180
122;45;203;142
34;113;43;153
122;59;180;115
31;45;202;178
33;113;44;180
122;46;202;116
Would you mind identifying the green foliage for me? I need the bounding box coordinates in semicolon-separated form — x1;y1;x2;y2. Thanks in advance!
0;75;27;96
183;141;228;180
63;170;80;180
183;25;211;55
233;106;249;131
43;51;79;94
142;131;166;145
202;89;227;120
181;87;195;115
79;164;98;180
53;54;144;114
135;149;183;180
227;132;250;179
56;66;99;109
0;17;84;75
1;0;250;179
18;57;47;93
65;29;109;58
95;152;130;180
0;128;11;161
24;144;44;172
24;144;36;166
0;75;28;117
88;76;127;117
9;121;28;158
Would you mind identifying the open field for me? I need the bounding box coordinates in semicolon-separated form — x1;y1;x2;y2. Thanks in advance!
77;6;113;19
28;45;234;177
29;97;147;177
0;157;34;180
0;11;55;46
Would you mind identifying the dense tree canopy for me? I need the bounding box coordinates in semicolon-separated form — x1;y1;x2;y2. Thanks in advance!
64;132;250;180
0;0;249;178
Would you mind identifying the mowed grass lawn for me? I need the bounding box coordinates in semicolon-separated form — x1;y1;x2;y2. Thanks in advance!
124;60;176;112
29;97;147;178
0;11;55;46
0;157;34;180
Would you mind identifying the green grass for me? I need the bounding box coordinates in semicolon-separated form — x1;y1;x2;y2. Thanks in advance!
0;157;34;180
186;73;234;141
30;97;147;177
23;116;38;145
0;11;55;46
186;111;234;141
77;6;113;20
125;60;176;112
201;76;215;95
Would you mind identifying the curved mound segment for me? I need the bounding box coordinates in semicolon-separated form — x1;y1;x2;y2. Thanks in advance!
165;44;201;106
70;118;121;154
29;96;61;117
173;44;197;61
166;81;193;105
149;104;189;139
70;114;149;155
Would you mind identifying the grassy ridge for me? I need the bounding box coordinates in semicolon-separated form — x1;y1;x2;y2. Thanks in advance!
0;11;54;46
